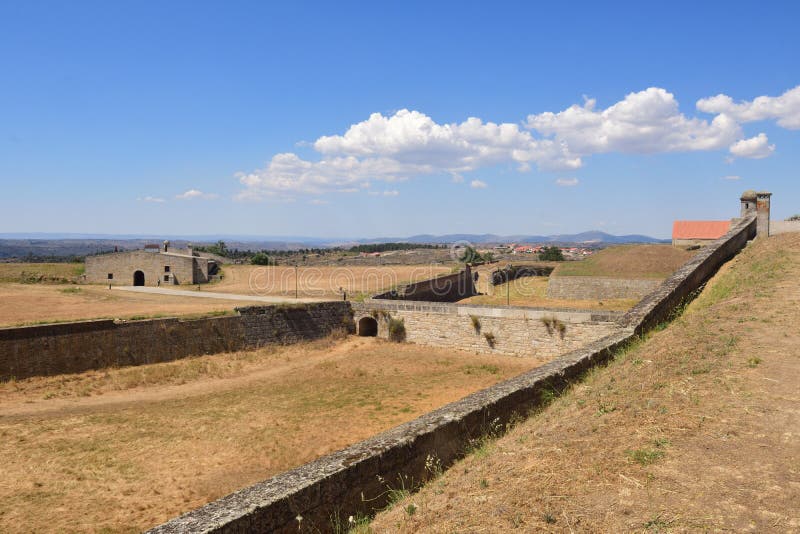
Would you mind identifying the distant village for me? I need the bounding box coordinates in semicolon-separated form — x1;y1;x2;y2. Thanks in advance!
358;244;595;260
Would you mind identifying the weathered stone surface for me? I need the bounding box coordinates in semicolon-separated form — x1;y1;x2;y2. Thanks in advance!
372;267;477;302
546;276;661;300
85;250;211;286
620;215;756;333
771;220;800;235
148;328;635;534
0;302;353;381
147;214;758;534
352;301;619;358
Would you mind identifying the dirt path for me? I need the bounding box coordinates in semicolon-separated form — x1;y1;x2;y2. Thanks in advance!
113;285;332;304
373;233;800;533
0;336;540;533
0;338;362;419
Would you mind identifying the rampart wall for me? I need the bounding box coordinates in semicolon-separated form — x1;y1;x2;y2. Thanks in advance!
770;220;800;235
352;301;620;358
546;276;662;300
372;267;476;302
148;214;757;534
0;302;352;381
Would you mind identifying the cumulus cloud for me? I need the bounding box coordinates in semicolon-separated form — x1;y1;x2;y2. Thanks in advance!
555;177;579;186
308;198;329;205
237;110;580;199
176;189;218;200
697;85;800;129
470;179;488;189
728;133;775;159
526;88;741;155
138;196;165;203
236;85;800;199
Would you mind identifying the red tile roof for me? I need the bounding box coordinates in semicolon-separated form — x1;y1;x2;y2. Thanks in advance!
672;220;731;240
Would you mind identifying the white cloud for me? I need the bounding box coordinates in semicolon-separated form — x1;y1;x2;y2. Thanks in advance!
313;109;578;171
722;175;742;181
367;190;400;196
236;85;800;199
729;133;775;159
176;189;218;200
470;179;487;189
526;87;741;155
309;199;329;205
555;177;579;187
237;110;580;199
137;196;165;203
697;85;800;129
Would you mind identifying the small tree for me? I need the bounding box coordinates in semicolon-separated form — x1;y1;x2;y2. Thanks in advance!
459;246;481;264
539;246;565;261
250;252;271;265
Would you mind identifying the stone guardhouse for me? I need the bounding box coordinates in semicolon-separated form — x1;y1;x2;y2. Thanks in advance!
84;241;219;286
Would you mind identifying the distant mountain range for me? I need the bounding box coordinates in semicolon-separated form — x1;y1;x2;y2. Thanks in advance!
0;231;668;258
396;231;668;245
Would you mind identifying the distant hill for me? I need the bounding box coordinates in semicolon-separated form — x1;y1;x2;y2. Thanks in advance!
0;231;668;259
400;231;668;245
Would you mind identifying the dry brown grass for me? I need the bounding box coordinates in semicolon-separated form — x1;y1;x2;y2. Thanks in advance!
553;244;695;278
202;264;455;300
0;283;267;327
464;270;636;310
372;233;800;533
0;262;83;283
0;336;540;533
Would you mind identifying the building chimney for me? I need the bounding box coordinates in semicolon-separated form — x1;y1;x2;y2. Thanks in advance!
163;240;170;253
756;191;772;238
187;244;194;256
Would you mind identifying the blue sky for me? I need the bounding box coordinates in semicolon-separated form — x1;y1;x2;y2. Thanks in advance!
1;1;798;239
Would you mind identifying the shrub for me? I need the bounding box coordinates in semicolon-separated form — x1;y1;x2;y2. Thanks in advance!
469;315;481;333
541;316;567;339
483;331;497;348
387;317;406;342
538;246;565;261
250;252;271;265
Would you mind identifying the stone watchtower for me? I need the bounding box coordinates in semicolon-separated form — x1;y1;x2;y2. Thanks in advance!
740;190;757;218
740;189;772;238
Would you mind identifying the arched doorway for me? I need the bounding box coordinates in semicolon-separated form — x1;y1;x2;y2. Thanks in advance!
357;317;378;337
133;270;145;286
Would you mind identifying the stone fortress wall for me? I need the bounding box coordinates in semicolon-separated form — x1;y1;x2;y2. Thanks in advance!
0;302;352;381
2;191;778;532
352;300;620;359
546;276;661;300
372;266;477;302
149;206;760;533
771;220;800;235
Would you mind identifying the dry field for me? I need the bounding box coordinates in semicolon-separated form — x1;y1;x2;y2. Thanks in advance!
0;263;269;327
372;233;800;533
0;336;539;533
202;264;455;299
465;264;637;310
0;262;83;283
552;244;695;278
0;284;268;327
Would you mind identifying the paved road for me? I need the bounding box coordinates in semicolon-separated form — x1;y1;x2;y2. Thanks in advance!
113;286;334;304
